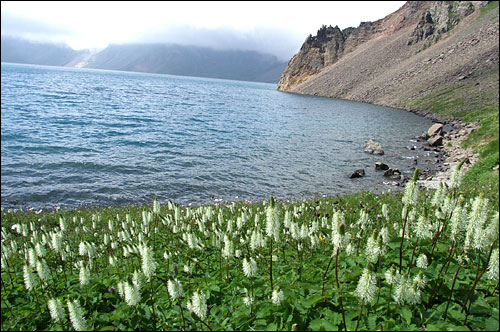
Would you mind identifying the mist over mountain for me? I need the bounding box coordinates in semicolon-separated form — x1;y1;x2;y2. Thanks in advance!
1;35;87;66
83;43;287;83
1;36;287;83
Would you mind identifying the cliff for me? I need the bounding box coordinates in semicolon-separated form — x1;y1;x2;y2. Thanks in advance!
277;1;498;117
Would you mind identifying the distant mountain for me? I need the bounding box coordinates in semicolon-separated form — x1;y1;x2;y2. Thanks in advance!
1;36;287;83
1;36;87;67
83;43;287;83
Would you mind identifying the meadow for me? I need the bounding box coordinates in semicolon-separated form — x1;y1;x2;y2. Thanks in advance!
1;167;499;331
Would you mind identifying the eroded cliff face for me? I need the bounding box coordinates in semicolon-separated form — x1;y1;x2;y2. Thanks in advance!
277;1;487;93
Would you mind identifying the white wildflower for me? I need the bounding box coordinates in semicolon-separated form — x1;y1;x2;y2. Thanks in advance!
167;278;183;300
355;268;377;304
384;265;399;285
266;203;280;242
79;264;90;285
36;259;51;283
382;204;389;220
28;248;37;268
416;254;428;269
67;300;88;331
48;298;65;323
132;270;142;292
124;281;141;306
271;288;285;305
402;169;420;206
450;160;465;189
23;264;37;291
414;214;432;239
242;257;257;278
222;234;233;258
190;290;208;320
413;272;427;290
487;248;499;281
243;295;254;307
139;244;157;280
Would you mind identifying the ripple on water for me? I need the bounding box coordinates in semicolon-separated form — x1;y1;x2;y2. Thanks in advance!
1;63;437;209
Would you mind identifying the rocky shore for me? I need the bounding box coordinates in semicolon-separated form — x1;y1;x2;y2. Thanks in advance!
417;118;480;189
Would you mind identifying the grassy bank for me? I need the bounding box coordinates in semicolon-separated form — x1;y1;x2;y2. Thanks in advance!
1;168;499;331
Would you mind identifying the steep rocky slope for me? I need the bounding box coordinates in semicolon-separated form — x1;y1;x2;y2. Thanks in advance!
278;1;498;116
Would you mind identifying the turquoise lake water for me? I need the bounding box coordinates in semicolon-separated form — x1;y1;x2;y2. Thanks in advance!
1;62;436;209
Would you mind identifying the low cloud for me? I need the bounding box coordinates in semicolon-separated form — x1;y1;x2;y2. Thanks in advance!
1;10;304;60
133;24;303;61
1;11;78;45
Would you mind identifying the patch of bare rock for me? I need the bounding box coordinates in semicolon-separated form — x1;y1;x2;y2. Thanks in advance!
417;120;480;189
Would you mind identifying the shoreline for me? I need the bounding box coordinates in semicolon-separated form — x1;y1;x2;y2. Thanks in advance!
0;99;480;214
401;105;481;190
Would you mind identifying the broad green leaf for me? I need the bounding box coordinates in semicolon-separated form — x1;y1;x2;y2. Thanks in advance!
400;306;412;325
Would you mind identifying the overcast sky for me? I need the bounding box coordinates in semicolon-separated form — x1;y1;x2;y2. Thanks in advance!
1;1;406;60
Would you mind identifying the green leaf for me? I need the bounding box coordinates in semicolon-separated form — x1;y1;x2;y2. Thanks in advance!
485;317;499;331
266;322;277;331
308;295;326;306
309;318;325;331
367;314;377;330
400;307;412;325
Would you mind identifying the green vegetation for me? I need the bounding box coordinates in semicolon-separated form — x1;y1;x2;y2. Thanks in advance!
1;171;499;331
404;70;499;201
479;1;499;20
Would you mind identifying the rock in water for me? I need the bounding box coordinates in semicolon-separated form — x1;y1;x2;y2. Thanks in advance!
375;162;389;171
364;139;384;155
350;169;366;178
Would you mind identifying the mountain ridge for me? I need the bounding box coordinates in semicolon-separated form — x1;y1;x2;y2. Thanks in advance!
0;37;287;83
277;1;498;119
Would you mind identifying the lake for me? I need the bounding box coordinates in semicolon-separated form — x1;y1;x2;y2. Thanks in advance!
1;62;437;209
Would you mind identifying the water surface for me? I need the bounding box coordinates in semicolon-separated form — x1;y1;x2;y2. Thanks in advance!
1;63;436;209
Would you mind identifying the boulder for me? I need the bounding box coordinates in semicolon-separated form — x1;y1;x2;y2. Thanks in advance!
375;162;389;171
427;123;444;137
364;139;384;155
427;135;443;146
384;168;401;177
350;169;366;178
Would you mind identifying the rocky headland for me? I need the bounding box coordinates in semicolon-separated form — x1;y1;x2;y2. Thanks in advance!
278;1;499;187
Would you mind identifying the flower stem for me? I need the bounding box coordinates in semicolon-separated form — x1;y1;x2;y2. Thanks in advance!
444;264;462;320
355;301;364;332
150;278;158;330
407;236;419;273
322;253;335;298
462;245;493;313
178;300;187;331
335;249;347;332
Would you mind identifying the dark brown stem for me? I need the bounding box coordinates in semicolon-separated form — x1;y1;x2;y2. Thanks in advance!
322;253;335;298
335;249;347;332
444;264;462;320
355;302;364;332
178;300;187;331
407;236;419;273
462;245;494;313
426;240;454;308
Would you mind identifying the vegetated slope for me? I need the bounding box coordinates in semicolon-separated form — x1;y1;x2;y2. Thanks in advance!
278;1;499;197
83;43;287;83
0;36;88;66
